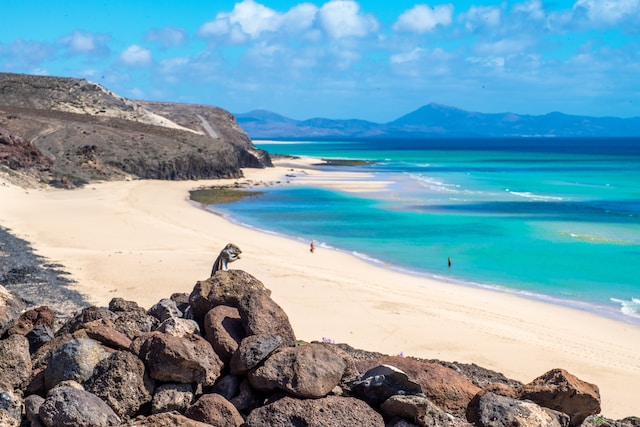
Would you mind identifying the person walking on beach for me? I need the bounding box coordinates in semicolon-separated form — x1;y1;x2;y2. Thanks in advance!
310;241;315;253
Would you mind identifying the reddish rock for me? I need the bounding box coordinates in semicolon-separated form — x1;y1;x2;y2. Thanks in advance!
82;320;133;350
519;368;601;426
184;393;244;427
381;395;472;426
6;305;55;336
467;391;570;427
137;331;223;386
245;395;385;426
356;356;481;417
249;342;347;398
0;126;52;171
238;290;296;346
188;270;270;321
124;412;211;426
204;305;245;363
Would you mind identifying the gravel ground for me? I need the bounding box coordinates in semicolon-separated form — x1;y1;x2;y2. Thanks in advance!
0;225;89;315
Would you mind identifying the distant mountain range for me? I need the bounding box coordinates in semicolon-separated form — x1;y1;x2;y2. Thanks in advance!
236;103;640;139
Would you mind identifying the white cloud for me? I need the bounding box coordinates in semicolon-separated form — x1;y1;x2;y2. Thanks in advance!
393;4;454;33
461;5;502;32
466;55;505;69
318;1;379;39
390;47;426;64
145;27;187;48
59;31;108;55
573;0;640;26
199;0;282;40
119;45;152;67
62;31;96;53
281;3;318;33
513;0;545;20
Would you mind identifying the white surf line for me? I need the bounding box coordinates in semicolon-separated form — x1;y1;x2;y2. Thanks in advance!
196;114;220;139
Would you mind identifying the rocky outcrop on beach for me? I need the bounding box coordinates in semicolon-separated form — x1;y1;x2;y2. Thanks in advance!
0;72;271;187
1;268;638;427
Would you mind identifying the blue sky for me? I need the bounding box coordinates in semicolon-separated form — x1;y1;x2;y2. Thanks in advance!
1;0;639;122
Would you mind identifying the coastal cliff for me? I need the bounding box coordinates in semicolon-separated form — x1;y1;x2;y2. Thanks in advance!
0;72;271;187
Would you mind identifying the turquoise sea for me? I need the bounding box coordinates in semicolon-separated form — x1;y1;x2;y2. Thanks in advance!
209;138;640;324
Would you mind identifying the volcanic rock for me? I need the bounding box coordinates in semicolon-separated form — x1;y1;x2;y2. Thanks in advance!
248;342;347;398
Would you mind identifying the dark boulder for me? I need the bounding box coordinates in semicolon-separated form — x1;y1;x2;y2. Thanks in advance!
0;334;32;390
204;305;245;363
43;338;109;390
245;395;385;426
39;386;121;427
84;350;154;420
249;342;347;398
137;331;223;386
0;285;24;336
184;393;244;427
231;333;283;375
467;391;570;427
188;269;270;321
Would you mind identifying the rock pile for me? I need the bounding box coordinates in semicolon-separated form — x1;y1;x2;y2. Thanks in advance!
1;269;639;426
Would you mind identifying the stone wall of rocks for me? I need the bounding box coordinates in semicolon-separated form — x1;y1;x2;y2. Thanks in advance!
1;269;639;426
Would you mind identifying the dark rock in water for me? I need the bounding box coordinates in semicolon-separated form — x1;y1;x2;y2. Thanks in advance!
230;333;283;375
136;331;223;386
0;334;32;390
151;383;194;415
0;285;25;336
39;386;121;427
184;393;244;427
204;305;245;363
467;391;570;427
249;342;347;398
84;350;154;420
519;368;601;427
43;338;109;390
349;364;424;407
381;395;472;427
245;395;386;427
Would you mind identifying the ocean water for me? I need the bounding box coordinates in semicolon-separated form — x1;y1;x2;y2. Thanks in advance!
210;138;640;324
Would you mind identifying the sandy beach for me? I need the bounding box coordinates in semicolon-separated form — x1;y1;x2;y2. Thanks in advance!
1;157;639;419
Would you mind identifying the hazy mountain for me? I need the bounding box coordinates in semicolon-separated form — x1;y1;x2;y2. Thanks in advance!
237;103;640;139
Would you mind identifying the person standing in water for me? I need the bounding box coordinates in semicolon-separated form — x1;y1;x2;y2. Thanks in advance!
448;257;451;268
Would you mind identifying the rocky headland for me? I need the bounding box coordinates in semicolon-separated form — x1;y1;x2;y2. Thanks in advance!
1;259;639;426
0;72;271;188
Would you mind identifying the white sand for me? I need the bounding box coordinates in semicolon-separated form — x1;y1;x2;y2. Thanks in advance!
1;158;639;418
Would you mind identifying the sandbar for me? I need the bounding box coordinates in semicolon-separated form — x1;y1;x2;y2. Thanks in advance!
1;157;639;418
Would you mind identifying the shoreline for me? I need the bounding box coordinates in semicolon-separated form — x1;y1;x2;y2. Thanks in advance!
1;158;640;418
